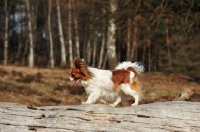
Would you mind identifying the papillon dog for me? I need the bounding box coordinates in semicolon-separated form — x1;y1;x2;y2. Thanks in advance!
69;57;144;107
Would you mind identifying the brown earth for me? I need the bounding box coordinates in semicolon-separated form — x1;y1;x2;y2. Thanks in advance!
0;65;199;107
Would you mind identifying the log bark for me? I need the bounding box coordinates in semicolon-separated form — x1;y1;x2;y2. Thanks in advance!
0;101;199;132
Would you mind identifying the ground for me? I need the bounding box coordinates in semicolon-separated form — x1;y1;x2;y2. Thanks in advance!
0;65;199;107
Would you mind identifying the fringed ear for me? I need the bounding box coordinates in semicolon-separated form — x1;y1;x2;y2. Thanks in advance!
74;57;83;68
74;57;93;78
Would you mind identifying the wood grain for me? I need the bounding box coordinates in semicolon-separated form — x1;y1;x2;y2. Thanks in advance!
0;101;199;132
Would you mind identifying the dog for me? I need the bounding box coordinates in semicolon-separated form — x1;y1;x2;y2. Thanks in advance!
69;57;144;107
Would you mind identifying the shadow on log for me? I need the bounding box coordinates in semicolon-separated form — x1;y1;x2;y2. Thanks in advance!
0;101;200;132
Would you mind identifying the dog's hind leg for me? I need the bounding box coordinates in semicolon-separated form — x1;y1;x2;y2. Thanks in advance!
120;84;141;106
109;96;121;107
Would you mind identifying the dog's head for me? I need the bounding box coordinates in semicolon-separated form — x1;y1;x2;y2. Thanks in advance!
69;57;93;85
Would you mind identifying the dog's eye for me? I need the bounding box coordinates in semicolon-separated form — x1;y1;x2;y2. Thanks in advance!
71;73;75;77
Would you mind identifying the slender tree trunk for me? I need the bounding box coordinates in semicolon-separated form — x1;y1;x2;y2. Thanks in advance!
68;0;73;68
86;17;92;64
86;40;91;64
126;18;131;61
132;26;138;61
98;30;106;68
166;18;171;68
131;17;138;61
142;44;146;64
48;0;54;68
26;0;34;68
16;36;22;63
107;0;118;69
72;0;80;58
21;40;28;66
56;0;66;67
147;26;151;72
4;0;8;66
92;37;97;67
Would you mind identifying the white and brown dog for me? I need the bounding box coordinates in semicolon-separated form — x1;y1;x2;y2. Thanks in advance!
69;57;144;107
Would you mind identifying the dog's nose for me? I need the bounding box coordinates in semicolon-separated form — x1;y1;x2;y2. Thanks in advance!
68;77;74;81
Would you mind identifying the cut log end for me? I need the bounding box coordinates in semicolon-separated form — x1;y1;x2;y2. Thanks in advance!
174;88;194;101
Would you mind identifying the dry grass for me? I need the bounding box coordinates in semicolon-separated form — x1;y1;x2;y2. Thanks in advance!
0;65;199;107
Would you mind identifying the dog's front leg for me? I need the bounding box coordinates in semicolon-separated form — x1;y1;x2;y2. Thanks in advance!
82;93;99;105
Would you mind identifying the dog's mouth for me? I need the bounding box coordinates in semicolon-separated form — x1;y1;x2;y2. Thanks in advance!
72;78;79;85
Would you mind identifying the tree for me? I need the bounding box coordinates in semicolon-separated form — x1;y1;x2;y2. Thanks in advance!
68;0;73;68
107;0;118;69
4;0;9;66
48;0;54;68
56;0;66;67
72;0;80;58
26;0;34;68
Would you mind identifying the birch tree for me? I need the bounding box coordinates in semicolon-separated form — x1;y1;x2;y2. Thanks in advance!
26;0;34;67
68;0;73;68
98;30;106;68
107;0;118;69
48;0;54;68
4;0;9;66
56;0;66;67
72;0;80;58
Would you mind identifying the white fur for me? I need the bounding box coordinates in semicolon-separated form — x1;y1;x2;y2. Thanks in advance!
115;61;144;73
77;62;144;107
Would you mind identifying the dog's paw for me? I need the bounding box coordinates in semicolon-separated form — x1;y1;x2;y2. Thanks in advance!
99;99;107;104
81;102;88;105
109;104;116;107
131;103;138;106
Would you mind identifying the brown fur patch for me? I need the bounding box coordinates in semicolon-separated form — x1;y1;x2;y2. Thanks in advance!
127;67;139;77
111;70;130;91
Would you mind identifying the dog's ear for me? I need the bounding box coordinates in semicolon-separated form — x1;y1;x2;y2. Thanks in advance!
74;57;92;78
74;57;82;68
74;57;87;70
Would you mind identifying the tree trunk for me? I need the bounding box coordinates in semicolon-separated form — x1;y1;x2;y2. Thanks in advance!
86;40;91;64
72;0;80;58
4;0;9;66
92;36;97;67
131;16;138;61
68;0;73;68
26;0;34;68
107;0;118;69
126;18;131;61
0;102;199;132
147;26;151;72
98;30;106;68
48;0;54;68
56;0;66;67
86;18;93;65
166;18;172;68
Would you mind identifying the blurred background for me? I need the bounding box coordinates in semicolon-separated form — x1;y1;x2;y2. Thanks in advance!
0;0;199;107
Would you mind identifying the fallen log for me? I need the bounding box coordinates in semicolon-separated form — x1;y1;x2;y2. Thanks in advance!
0;101;199;132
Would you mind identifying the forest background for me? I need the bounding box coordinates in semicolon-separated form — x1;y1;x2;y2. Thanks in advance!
0;0;200;72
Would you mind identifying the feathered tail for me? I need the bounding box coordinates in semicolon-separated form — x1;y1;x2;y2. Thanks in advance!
115;61;144;76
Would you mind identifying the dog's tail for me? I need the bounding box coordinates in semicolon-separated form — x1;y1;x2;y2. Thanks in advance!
115;61;144;77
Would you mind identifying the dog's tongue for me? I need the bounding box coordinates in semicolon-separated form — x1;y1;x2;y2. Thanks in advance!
72;79;77;85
